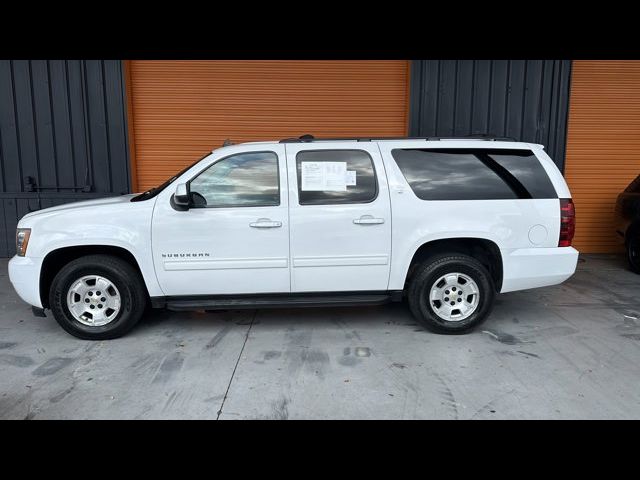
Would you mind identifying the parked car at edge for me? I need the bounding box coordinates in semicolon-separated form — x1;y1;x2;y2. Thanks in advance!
616;174;640;272
8;135;579;340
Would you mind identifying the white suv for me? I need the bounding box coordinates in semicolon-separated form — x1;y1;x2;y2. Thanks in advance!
8;135;579;339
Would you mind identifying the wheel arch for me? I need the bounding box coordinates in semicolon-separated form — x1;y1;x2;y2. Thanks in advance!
39;245;149;308
403;237;503;292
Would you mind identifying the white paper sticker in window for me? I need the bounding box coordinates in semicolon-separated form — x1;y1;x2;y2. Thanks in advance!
301;162;323;191
345;170;356;186
301;162;347;191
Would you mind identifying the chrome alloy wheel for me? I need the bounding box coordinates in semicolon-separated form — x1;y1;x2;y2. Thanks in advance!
429;272;480;322
66;275;121;326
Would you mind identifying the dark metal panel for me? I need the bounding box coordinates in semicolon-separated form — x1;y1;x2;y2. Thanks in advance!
12;60;40;189
0;61;21;192
505;60;526;138
31;60;58;189
470;60;491;134
538;60;556;161
522;60;543;140
454;60;474;134
409;60;572;171
0;200;7;256
48;61;76;187
488;60;509;135
84;60;111;193
2;199;18;257
103;61;131;195
0;60;131;257
417;60;440;136
553;60;572;167
67;60;91;190
437;60;456;135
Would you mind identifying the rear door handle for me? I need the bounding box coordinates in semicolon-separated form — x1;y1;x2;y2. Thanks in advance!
250;218;282;228
353;215;385;225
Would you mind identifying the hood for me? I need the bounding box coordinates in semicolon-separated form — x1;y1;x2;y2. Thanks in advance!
21;194;139;220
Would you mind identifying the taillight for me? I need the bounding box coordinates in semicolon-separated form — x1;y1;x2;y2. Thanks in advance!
559;198;575;247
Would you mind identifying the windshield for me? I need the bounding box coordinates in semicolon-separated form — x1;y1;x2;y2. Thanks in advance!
130;152;210;202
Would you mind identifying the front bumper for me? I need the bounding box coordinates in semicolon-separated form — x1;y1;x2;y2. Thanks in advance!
500;246;579;293
8;255;44;308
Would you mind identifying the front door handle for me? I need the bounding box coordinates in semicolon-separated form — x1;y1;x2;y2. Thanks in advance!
353;215;385;225
250;218;282;228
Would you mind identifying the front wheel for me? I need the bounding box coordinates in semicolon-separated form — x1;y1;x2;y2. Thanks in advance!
627;234;640;274
407;254;495;334
49;254;147;340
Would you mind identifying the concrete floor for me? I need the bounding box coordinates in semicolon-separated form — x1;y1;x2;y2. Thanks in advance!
1;255;640;419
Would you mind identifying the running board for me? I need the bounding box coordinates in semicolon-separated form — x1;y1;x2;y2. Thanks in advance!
154;291;402;311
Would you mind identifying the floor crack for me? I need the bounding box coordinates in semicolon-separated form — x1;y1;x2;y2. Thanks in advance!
216;311;256;420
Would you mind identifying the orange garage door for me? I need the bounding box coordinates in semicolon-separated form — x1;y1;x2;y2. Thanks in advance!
564;61;640;253
126;61;410;192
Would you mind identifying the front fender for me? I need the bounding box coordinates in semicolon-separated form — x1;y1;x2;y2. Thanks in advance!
18;199;163;298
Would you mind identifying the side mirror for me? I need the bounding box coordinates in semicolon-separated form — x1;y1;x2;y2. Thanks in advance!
173;183;190;207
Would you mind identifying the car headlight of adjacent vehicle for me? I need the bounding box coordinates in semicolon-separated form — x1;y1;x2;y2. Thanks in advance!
16;228;31;257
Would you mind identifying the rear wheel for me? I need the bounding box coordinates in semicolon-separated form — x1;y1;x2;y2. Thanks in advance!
407;254;495;334
49;254;147;340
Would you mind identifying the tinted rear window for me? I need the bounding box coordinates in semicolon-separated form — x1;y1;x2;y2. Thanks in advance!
391;148;557;200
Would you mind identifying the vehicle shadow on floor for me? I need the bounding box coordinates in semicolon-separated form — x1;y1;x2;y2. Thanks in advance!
134;297;541;339
137;301;415;330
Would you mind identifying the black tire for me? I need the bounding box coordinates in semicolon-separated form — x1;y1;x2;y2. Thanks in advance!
49;254;147;340
627;233;640;274
407;254;495;334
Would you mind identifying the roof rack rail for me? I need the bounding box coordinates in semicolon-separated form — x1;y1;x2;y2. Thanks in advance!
279;134;516;143
431;134;517;141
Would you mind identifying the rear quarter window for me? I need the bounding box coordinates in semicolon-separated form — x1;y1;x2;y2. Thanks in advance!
391;148;558;200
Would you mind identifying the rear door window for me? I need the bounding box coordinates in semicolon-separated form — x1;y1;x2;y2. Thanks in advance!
296;150;378;205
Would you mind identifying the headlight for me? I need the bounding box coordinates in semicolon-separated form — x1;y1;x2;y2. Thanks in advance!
16;228;31;257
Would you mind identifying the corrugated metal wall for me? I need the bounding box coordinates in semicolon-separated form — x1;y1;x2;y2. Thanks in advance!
0;60;131;257
564;61;640;253
409;60;572;170
127;60;410;191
